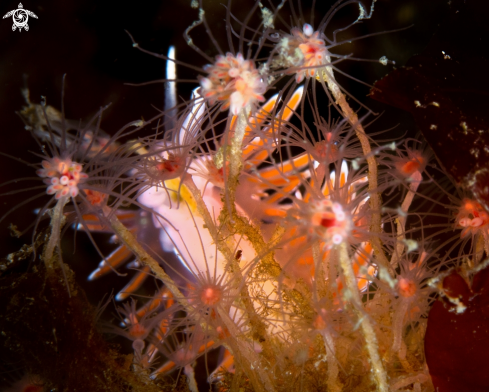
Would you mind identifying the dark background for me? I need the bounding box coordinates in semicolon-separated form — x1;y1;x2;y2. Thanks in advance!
0;0;450;256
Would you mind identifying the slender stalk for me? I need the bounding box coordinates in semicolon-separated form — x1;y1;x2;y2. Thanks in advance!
390;171;422;268
182;177;224;254
337;242;388;392
322;330;342;392
108;214;192;312
312;241;327;300
44;196;68;266
320;65;391;390
230;106;250;179
184;365;199;392
184;178;268;341
217;307;276;392
318;68;392;276
110;193;274;390
390;373;430;391
109;213;262;385
390;297;413;371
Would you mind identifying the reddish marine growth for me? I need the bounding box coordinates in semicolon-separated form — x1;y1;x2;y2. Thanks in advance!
456;199;489;239
279;23;330;83
199;52;267;114
36;157;88;199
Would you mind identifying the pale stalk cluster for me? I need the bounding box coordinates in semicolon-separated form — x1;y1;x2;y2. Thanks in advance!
104;73;406;391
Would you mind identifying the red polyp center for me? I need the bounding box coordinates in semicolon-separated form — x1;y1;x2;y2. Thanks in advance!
61;169;75;180
304;45;318;55
130;323;147;339
313;314;326;330
158;159;178;173
401;159;420;175
320;216;336;228
84;189;105;205
235;78;248;93
399;278;417;298
201;285;221;306
315;141;338;161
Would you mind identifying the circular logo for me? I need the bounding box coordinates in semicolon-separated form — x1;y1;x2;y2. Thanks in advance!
3;3;38;32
